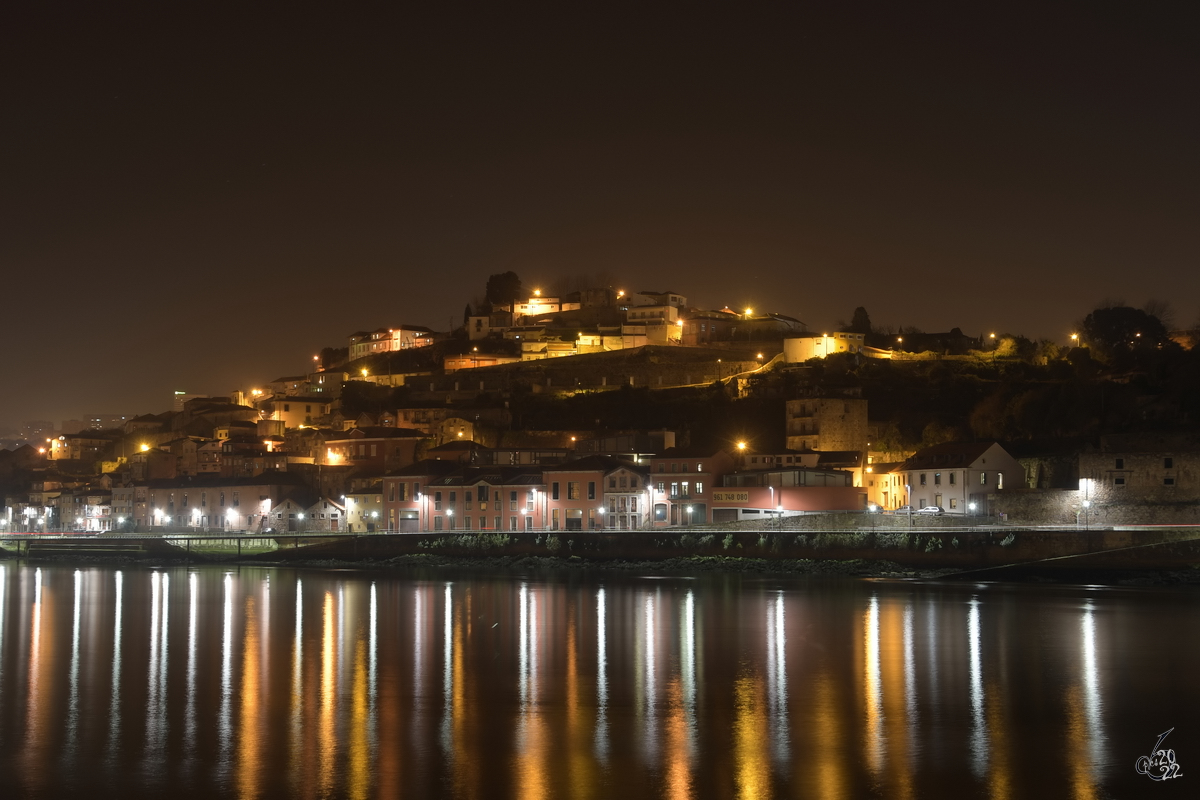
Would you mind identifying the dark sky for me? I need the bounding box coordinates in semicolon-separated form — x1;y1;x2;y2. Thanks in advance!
3;3;1198;428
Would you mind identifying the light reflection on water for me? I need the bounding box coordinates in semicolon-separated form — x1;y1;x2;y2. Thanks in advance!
0;561;1196;798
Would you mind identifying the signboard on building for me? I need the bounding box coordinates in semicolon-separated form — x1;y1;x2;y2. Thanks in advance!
712;490;750;503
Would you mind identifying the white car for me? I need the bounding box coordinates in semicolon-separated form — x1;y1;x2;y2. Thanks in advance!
916;506;945;516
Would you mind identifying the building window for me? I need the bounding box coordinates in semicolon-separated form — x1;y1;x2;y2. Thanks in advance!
949;498;958;509
389;484;395;502
934;473;941;486
630;476;638;488
552;482;560;500
695;481;704;495
950;473;956;486
920;473;927;486
1115;458;1124;469
568;482;580;500
1164;477;1175;486
980;473;987;485
398;483;407;502
1115;477;1126;486
434;491;443;510
1165;457;1174;469
510;491;518;510
588;481;596;500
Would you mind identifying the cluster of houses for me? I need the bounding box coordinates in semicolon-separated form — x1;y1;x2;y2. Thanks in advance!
10;371;1167;534
5;278;1198;534
5;388;1197;533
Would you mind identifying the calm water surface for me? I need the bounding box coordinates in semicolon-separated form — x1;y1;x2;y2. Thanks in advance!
0;560;1196;798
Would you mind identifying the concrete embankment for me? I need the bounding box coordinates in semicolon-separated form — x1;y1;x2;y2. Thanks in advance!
260;527;1200;573
5;527;1200;578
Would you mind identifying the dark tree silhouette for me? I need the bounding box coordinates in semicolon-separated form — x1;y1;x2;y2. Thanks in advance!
485;271;524;306
1080;306;1171;366
849;307;872;334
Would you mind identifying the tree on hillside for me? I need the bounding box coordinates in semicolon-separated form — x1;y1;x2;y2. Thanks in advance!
849;307;872;334
319;346;348;369
1080;305;1172;366
485;271;524;306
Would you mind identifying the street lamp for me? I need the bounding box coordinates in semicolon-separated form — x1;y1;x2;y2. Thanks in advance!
1082;499;1091;531
686;505;693;527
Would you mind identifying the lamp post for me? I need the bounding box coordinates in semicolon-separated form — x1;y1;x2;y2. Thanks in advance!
686;505;693;528
1082;499;1091;531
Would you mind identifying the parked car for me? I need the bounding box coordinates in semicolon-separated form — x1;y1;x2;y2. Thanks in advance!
917;506;945;516
885;505;913;515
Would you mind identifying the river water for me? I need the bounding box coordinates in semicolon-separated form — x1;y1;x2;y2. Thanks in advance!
0;560;1195;798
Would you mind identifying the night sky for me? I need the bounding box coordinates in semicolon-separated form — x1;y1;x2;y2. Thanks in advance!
3;3;1197;428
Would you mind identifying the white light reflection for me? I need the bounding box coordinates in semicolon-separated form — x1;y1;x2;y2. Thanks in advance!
1081;600;1105;772
0;567;7;715
516;581;539;752
864;594;884;775
338;586;346;693
595;586;609;761
414;587;424;709
0;566;5;701
441;582;454;752
185;572;199;763
145;572;170;761
65;570;83;758
641;592;659;764
967;596;989;779
261;574;270;685
369;582;378;730
766;591;789;769
290;578;303;781
107;571;124;764
219;572;234;774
